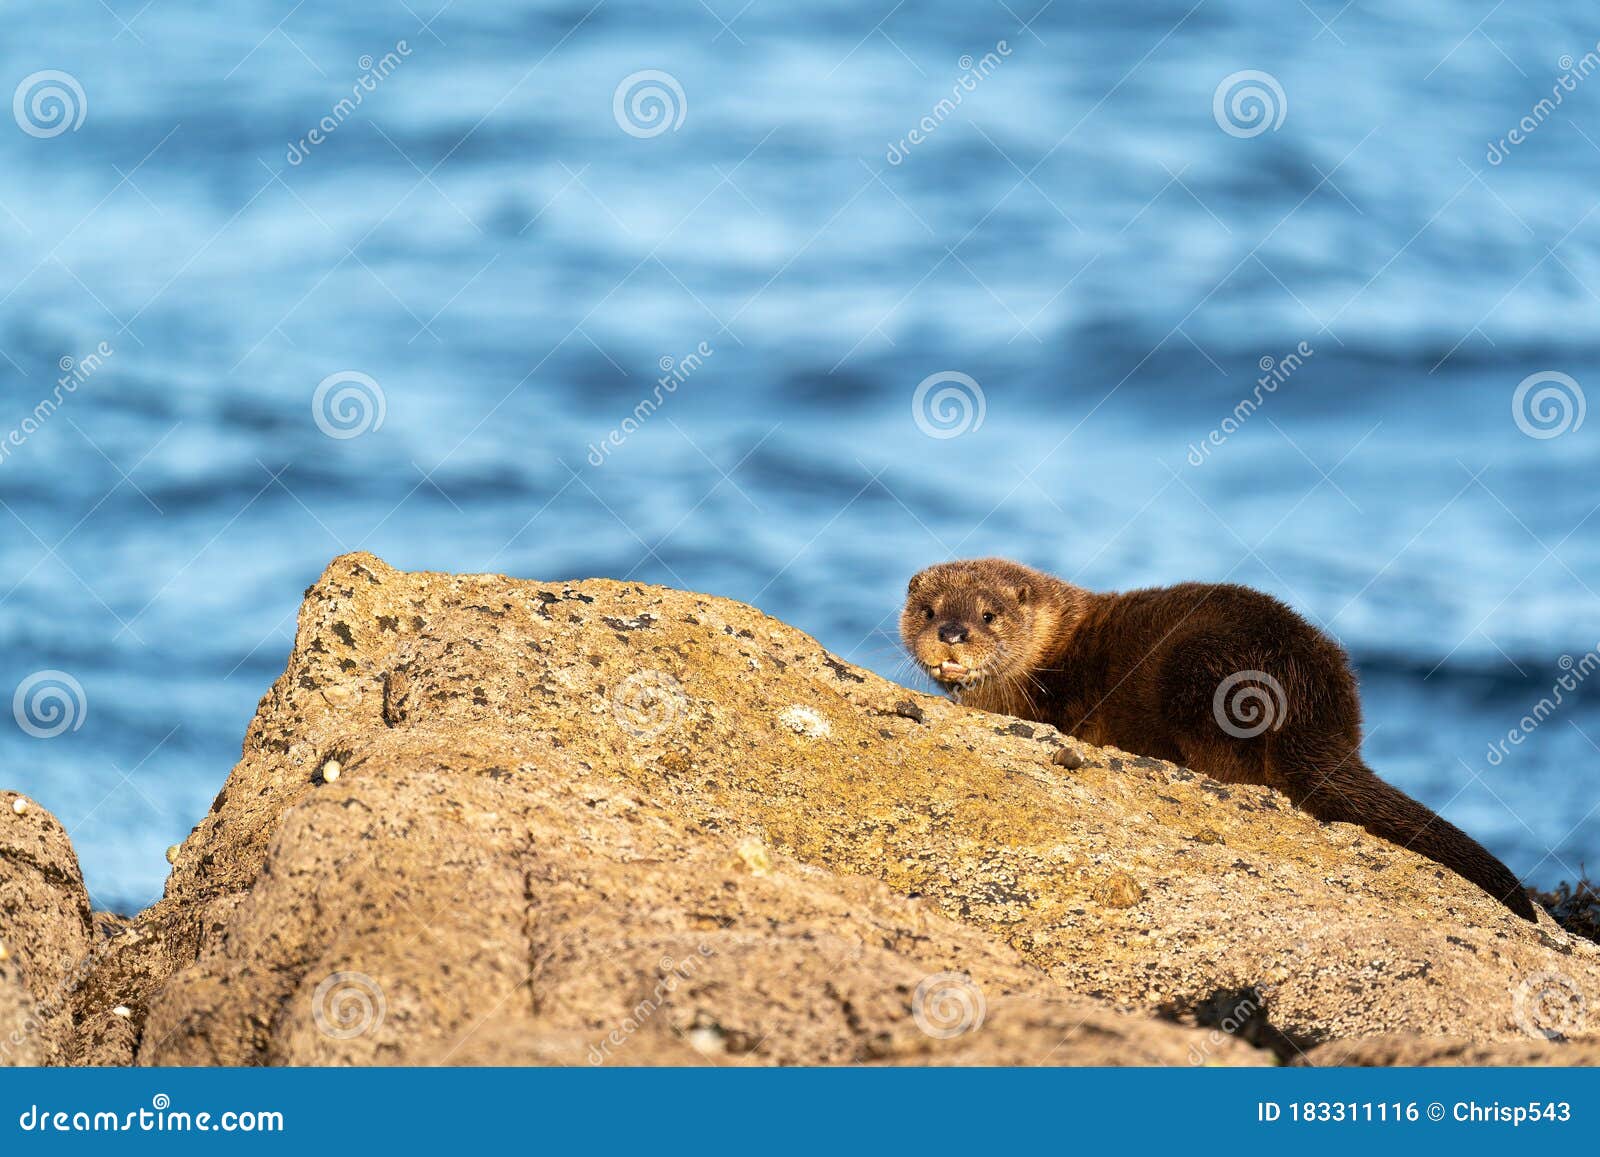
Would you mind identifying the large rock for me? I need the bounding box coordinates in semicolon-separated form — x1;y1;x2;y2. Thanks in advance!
0;791;93;1065
135;731;1270;1066
36;554;1600;1063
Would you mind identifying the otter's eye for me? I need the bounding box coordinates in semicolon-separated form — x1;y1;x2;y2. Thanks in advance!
923;607;934;620
982;611;996;624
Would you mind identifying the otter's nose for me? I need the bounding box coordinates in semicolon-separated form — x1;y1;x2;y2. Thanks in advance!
937;621;968;645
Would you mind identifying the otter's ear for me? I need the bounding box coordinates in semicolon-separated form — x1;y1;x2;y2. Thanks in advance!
907;571;926;597
1015;583;1030;606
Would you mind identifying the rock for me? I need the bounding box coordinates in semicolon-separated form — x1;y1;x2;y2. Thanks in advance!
1050;746;1085;770
0;971;43;1067
891;700;925;724
1300;1034;1600;1067
67;1008;141;1068
0;791;93;1065
1093;870;1145;909
16;553;1600;1064
133;730;1270;1065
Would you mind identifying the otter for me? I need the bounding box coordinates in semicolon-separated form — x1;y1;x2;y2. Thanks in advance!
900;557;1537;921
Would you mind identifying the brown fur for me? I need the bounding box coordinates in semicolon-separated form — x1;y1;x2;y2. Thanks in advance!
900;558;1537;921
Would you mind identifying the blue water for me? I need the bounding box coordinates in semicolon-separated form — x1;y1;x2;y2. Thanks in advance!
2;1;1598;911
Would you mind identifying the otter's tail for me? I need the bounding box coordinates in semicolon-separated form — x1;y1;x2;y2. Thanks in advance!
1328;767;1536;921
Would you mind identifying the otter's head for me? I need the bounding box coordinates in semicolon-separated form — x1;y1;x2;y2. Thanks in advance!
900;558;1066;693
